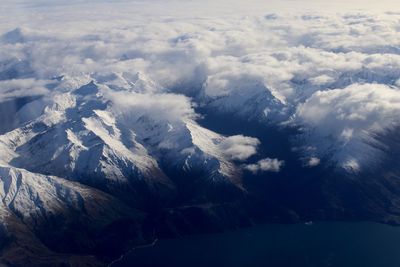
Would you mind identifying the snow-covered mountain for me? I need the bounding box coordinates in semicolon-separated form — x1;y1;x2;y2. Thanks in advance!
0;72;271;264
1;76;260;187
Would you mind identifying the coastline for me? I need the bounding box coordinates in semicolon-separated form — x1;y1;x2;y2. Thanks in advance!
107;238;159;267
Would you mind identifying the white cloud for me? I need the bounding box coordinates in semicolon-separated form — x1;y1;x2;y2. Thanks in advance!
307;157;321;167
294;83;400;169
0;79;50;101
244;158;284;173
342;158;361;173
219;135;260;161
106;90;196;123
309;75;335;86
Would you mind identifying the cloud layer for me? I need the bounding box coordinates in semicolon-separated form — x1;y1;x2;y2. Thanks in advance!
1;2;400;173
294;83;400;170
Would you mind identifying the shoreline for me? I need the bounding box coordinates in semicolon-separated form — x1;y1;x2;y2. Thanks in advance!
107;238;159;267
106;219;400;266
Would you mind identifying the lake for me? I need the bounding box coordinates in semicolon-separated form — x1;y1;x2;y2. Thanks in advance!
112;222;400;267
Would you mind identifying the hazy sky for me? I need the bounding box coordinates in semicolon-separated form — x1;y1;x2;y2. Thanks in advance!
2;0;400;33
7;0;400;9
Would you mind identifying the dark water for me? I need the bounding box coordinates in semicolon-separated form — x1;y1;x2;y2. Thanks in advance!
112;222;400;267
